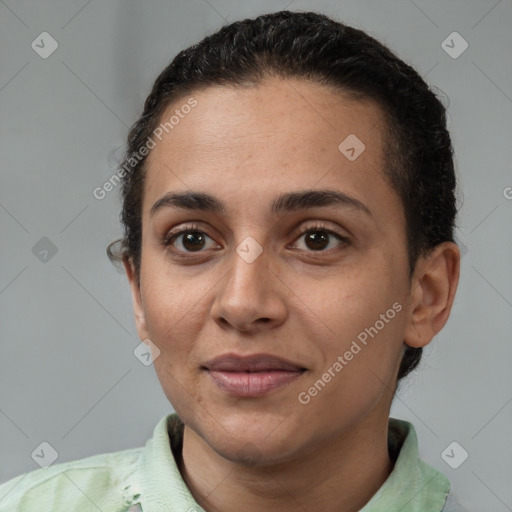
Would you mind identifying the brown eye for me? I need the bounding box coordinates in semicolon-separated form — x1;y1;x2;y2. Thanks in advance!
164;228;218;253
294;227;350;253
304;230;330;251
180;231;207;251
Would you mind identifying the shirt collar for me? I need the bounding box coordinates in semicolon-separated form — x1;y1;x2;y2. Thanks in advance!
361;418;451;511
133;413;201;512
131;414;450;512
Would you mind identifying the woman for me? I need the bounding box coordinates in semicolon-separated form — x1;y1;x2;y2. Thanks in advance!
0;10;463;511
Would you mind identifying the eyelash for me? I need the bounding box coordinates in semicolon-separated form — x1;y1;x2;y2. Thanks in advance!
161;222;351;258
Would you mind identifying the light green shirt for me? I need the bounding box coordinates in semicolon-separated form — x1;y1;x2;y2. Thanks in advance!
0;414;459;511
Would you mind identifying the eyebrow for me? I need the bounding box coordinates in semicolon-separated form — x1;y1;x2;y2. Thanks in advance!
150;189;372;218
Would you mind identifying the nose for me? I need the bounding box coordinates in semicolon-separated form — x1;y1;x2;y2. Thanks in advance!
210;241;288;333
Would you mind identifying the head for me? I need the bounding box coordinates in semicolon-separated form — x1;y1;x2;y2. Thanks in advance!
108;11;459;462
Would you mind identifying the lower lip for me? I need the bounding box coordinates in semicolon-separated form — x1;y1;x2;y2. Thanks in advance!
205;369;305;397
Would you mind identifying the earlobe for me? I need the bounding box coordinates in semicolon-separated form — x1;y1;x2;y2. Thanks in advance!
123;257;150;341
403;242;460;348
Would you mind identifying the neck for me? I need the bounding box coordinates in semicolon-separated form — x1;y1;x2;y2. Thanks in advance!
177;411;393;512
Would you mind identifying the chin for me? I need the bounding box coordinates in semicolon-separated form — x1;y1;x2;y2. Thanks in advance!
201;410;305;464
213;435;298;468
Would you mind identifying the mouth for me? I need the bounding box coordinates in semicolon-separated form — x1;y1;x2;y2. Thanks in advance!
201;353;307;397
204;369;306;397
202;353;306;372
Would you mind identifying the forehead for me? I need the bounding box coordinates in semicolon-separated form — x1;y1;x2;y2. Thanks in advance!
142;78;398;223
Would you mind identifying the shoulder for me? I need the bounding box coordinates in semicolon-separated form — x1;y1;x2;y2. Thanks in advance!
0;447;142;512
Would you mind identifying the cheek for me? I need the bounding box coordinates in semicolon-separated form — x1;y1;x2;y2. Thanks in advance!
294;263;406;402
139;265;206;376
296;308;405;426
141;269;210;409
297;259;405;341
140;250;211;333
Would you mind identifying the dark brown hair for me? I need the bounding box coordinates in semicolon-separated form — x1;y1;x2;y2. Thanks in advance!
107;10;457;382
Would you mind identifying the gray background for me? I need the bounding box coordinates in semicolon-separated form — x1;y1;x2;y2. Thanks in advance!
1;1;511;510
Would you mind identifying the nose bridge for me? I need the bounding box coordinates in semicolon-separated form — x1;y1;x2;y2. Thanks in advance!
211;234;286;330
226;235;270;299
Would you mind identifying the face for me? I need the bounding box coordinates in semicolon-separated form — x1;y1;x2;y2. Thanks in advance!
127;78;415;464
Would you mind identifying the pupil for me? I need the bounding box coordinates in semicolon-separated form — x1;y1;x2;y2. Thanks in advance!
307;231;328;250
183;231;205;251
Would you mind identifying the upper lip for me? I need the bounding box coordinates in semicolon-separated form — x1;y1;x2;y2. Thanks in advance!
202;353;306;372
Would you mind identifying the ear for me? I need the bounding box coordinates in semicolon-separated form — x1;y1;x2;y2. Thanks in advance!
403;241;460;348
123;257;150;342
